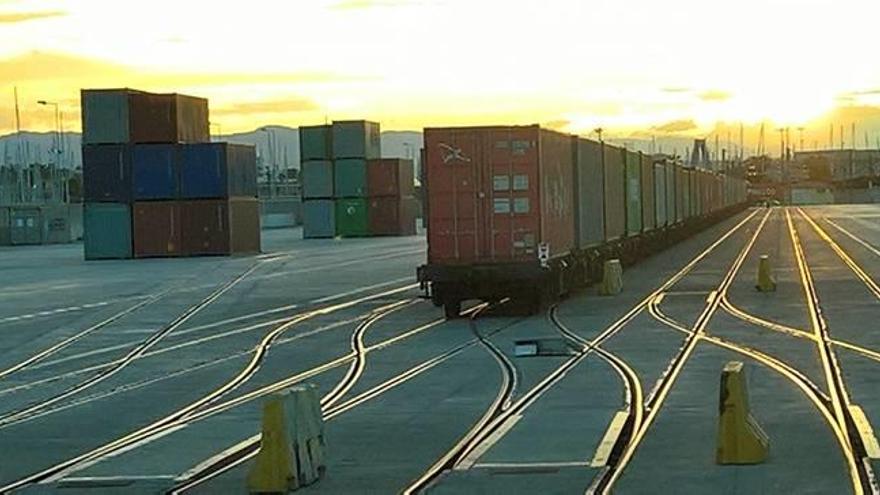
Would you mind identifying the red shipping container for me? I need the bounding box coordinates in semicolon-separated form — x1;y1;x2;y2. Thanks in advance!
129;93;209;144
133;201;181;258
369;196;417;236
367;158;415;197
424;125;575;265
180;198;260;256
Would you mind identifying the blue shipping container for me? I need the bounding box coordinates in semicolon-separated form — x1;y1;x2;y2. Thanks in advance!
303;199;335;238
180;143;258;199
83;144;132;203
133;144;178;200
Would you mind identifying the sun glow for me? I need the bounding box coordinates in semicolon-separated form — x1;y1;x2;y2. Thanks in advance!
2;0;880;138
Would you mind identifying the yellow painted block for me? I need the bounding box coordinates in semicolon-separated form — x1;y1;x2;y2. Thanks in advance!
247;396;295;493
756;255;777;292
247;385;326;493
716;361;769;465
600;259;623;296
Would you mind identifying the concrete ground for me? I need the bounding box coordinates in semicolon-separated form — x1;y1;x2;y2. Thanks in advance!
2;207;880;494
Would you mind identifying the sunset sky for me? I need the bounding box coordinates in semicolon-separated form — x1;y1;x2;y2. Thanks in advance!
3;0;880;144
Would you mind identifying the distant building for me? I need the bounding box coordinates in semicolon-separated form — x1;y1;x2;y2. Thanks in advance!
794;149;880;182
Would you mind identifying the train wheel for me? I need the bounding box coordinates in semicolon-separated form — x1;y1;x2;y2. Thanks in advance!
444;300;462;319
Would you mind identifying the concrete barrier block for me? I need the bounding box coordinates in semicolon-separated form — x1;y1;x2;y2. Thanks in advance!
600;259;623;296
248;385;326;493
716;361;769;465
755;255;777;292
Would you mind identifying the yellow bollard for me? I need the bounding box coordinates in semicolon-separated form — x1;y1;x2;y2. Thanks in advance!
600;259;623;296
248;385;326;493
755;255;777;292
716;361;769;465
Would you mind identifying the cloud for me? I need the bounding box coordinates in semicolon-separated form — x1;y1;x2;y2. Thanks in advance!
212;98;319;116
698;90;731;102
542;119;570;130
652;119;698;133
0;10;65;23
661;87;691;93
0;51;370;87
331;0;410;9
0;51;129;82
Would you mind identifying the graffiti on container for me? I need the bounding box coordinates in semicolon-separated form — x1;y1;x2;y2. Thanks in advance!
439;143;471;164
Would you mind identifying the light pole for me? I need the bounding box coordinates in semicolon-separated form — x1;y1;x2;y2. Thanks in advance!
38;100;61;203
210;122;223;142
259;127;276;198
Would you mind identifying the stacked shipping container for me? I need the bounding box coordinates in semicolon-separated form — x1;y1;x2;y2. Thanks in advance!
300;120;416;238
81;88;260;260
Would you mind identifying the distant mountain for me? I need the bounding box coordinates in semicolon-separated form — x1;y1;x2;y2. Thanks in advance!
0;127;424;170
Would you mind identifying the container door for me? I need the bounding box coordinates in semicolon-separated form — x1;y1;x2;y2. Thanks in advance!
625;151;642;235
486;127;540;262
425;129;480;263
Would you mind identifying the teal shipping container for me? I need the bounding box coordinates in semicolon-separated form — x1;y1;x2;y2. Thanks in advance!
303;199;335;238
665;162;676;224
683;169;693;220
81;89;131;145
625;151;642;236
299;125;333;161
332;120;380;159
84;203;132;260
334;159;368;197
573;138;605;248
654;163;667;228
603;145;626;241
640;152;655;232
302;160;334;199
0;207;8;245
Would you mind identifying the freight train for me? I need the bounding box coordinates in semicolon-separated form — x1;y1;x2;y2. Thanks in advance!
416;125;749;317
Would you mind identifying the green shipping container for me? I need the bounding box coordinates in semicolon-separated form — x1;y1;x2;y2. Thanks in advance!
334;159;368;197
84;203;132;260
335;198;369;237
299;125;333;161
625;151;642;236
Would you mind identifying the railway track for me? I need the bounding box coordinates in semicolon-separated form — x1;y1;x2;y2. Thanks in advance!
402;302;519;493
5;210;759;493
398;210;763;493
549;306;644;470
587;207;771;494
0;284;420;493
0;262;263;428
0;277;413;401
167;306;501;494
789;208;877;494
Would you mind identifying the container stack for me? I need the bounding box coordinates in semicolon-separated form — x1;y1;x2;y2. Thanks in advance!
300;120;415;238
81;88;260;260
